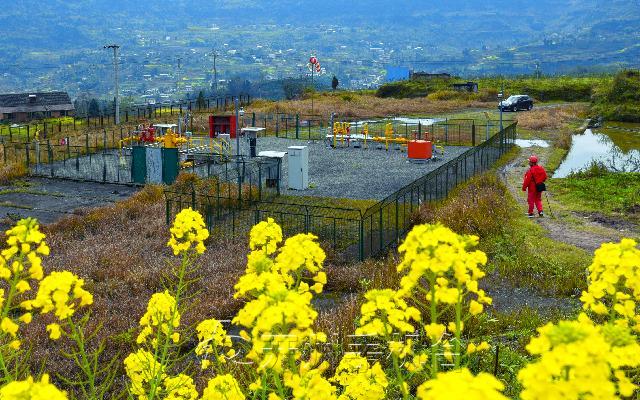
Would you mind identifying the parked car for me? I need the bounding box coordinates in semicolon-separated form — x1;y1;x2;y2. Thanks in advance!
498;95;534;112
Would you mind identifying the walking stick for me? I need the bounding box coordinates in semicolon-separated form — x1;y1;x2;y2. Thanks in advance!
544;192;554;218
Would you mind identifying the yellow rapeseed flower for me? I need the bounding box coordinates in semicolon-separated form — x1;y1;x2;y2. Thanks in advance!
167;208;209;256
163;374;199;400
124;349;166;399
136;290;180;346
356;289;420;337
1;317;19;337
25;271;93;320
580;239;640;330
416;368;507;400
0;374;67;400
202;374;245;400
518;315;640;400
195;318;235;367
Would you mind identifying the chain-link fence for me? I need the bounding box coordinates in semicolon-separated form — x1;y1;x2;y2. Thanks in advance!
164;121;517;262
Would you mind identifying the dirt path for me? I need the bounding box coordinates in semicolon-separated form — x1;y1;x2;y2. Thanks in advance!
499;145;630;254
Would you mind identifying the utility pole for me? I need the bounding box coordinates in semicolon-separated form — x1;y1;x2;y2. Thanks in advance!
104;44;120;125
212;50;218;93
498;83;504;132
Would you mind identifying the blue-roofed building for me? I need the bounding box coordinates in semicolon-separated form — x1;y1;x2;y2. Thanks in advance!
385;66;411;82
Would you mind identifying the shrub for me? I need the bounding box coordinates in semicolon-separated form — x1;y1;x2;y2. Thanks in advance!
414;174;515;239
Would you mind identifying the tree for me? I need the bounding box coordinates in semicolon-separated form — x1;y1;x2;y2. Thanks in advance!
282;78;305;100
196;91;206;109
332;75;339;91
88;99;100;117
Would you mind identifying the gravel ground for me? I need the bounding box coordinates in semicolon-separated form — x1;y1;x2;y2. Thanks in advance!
233;137;470;200
0;178;139;229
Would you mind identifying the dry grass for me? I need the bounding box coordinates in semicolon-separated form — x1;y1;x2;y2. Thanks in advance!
14;185;249;395
412;174;516;238
0;162;27;185
515;104;587;131
248;92;494;118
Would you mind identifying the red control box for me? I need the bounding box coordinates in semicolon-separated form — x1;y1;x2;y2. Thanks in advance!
408;140;432;160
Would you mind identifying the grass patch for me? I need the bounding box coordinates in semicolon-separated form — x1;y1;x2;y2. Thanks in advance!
551;165;640;219
0;188;64;197
487;217;590;296
277;195;376;213
545;147;568;174
0;200;33;210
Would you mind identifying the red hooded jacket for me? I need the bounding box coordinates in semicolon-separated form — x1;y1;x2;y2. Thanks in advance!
522;165;548;192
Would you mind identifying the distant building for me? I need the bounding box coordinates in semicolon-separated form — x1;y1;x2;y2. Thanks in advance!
410;72;452;81
385;66;411;82
451;82;479;93
0;92;74;122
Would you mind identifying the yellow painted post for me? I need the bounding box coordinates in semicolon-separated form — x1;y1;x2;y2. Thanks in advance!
363;123;368;149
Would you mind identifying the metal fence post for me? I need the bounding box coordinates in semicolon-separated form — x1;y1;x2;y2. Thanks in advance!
472;123;476;146
359;219;365;262
295;114;299;139
379;208;383;253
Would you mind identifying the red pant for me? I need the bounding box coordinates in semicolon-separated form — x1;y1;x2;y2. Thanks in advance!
527;190;543;214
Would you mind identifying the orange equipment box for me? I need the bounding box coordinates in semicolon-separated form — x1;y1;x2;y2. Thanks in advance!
408;140;432;159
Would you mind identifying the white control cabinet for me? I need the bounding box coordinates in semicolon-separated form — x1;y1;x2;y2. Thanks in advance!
287;146;309;190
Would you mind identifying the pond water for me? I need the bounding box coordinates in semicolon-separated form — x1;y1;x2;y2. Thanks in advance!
553;124;640;178
515;139;550;148
349;117;444;127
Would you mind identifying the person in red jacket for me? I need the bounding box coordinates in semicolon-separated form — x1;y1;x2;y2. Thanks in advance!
522;155;548;217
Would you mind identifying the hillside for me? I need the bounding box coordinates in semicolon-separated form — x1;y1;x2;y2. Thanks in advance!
0;1;638;100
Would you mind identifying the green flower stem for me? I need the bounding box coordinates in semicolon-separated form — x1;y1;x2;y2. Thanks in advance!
66;316;97;400
148;252;189;400
454;285;462;369
0;252;26;381
392;353;409;400
429;274;438;378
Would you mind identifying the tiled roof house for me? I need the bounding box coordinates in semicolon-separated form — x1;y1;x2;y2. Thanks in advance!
0;92;74;122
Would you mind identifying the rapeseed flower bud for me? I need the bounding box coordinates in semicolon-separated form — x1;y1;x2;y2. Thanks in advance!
0;374;67;400
167;208;209;256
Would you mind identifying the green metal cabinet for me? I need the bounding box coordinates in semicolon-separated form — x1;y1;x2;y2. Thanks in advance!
131;146;147;184
162;148;179;185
